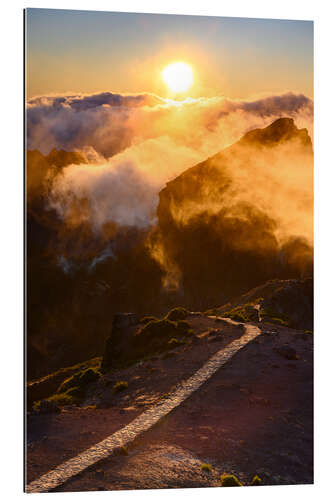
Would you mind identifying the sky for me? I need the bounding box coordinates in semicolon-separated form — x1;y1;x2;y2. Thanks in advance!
25;8;313;100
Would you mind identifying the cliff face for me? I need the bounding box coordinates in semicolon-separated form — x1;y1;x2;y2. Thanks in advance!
154;118;313;307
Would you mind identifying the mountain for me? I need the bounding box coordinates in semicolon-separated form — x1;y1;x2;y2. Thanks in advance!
25;119;313;379
154;118;313;308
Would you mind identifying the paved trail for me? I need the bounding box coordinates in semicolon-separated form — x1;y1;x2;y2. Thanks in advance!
26;320;261;493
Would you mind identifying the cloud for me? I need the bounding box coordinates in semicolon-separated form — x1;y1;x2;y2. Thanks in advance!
39;92;312;240
27;91;313;158
49;160;158;229
28;91;313;293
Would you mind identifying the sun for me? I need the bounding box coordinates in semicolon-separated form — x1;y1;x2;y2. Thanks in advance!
162;62;194;93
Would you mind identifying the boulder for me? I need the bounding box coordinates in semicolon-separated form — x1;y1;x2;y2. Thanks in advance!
101;313;138;372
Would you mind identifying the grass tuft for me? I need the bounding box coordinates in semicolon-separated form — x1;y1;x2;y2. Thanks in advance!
134;317;191;357
57;368;101;394
220;474;243;487
165;307;189;321
113;381;128;393
140;315;159;324
168;337;186;347
250;475;262;486
201;463;213;473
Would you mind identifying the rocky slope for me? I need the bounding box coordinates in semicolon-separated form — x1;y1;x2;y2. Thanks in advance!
154;118;313;307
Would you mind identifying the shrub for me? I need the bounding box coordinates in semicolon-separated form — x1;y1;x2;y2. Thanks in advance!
113;381;128;393
201;463;213;473
137;319;177;341
57;368;101;394
250;475;262;486
32;400;41;411
224;305;257;323
229;313;246;322
165;307;188;321
140;316;158;324
260;306;290;326
47;386;83;406
135;318;185;354
48;368;101;408
204;308;219;317
220;474;243;486
168;337;186;347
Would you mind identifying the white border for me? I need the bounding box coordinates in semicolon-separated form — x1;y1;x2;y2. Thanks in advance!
1;1;332;499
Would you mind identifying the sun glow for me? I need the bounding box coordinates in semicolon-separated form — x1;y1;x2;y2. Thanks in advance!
162;62;194;93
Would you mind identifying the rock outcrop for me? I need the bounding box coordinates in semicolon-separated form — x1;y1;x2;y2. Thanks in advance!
153;118;313;307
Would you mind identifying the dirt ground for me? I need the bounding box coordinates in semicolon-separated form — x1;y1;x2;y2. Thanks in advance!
26;317;313;490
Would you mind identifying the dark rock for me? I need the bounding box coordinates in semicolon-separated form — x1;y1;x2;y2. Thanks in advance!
101;313;138;372
113;313;138;329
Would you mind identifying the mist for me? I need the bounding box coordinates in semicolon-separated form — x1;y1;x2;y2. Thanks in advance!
42;92;313;235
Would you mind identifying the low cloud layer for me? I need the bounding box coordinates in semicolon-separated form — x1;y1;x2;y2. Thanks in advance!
27;91;313;159
33;91;313;233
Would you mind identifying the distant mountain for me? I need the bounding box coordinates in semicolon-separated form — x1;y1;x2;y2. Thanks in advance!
238;117;312;149
154;118;313;307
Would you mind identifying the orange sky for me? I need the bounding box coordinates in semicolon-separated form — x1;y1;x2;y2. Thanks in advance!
26;9;313;100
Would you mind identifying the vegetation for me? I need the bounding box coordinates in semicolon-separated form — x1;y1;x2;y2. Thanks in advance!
137;318;178;340
47;386;84;406
134;317;191;357
57;368;101;394
250;475;262;486
201;463;213;473
27;357;102;409
204;308;219;317
168;337;186;347
113;381;128;393
140;315;159;324
223;301;260;323
260;305;290;326
220;474;243;486
33;366;103;408
28;357;102;386
165;307;189;321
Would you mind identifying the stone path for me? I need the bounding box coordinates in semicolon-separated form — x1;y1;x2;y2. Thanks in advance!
26;320;261;493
